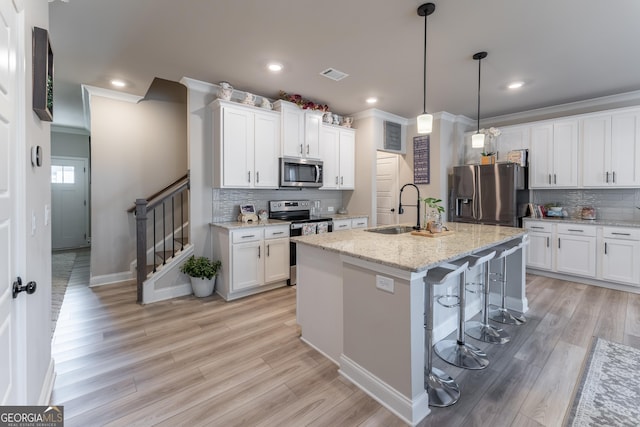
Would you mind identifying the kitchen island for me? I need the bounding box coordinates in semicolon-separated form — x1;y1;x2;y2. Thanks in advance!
292;222;527;426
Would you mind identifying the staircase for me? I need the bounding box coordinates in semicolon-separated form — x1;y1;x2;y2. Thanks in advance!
129;173;193;304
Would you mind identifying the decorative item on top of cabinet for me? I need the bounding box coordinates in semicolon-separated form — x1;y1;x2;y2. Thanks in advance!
217;81;233;100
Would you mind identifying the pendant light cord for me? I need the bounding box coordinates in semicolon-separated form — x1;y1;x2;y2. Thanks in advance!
477;56;481;133
423;12;427;114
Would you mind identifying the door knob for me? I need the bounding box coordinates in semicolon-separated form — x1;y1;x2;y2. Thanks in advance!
12;277;37;299
390;208;395;212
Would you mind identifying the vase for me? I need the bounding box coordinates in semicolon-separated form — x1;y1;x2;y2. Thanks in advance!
190;275;216;297
423;209;443;232
481;154;496;165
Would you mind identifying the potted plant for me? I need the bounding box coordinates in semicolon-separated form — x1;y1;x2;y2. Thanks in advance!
180;256;222;297
422;197;445;232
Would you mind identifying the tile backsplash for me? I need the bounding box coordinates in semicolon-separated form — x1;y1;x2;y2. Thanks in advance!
212;188;345;222
532;188;640;221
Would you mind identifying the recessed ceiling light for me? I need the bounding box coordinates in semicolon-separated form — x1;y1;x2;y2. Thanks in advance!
508;81;524;89
268;63;283;72
111;79;126;88
366;97;378;104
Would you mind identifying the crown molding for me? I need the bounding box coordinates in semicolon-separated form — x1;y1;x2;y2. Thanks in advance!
180;77;218;94
351;108;411;125
81;84;144;130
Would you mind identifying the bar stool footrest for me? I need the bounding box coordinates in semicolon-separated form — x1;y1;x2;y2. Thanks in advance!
466;320;510;344
433;340;489;370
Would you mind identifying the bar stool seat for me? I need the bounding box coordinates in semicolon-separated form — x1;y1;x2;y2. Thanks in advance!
488;239;527;326
423;261;468;407
433;251;494;370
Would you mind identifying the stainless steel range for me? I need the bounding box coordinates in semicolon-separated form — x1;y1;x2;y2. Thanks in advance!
269;200;333;285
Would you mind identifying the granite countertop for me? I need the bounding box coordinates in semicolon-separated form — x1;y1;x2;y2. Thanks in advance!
292;222;526;272
324;213;369;220
210;219;291;230
523;217;640;228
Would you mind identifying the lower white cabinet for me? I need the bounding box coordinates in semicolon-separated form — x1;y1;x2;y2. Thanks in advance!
333;219;351;231
556;224;596;277
601;227;640;286
212;224;290;300
524;221;553;270
351;217;368;228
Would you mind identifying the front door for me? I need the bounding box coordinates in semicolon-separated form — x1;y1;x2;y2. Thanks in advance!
51;156;89;249
0;0;22;404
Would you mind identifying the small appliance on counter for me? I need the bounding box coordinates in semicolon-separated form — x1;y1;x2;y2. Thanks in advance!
546;207;564;217
581;206;596;220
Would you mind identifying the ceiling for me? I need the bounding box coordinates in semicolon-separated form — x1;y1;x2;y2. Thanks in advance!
49;0;640;130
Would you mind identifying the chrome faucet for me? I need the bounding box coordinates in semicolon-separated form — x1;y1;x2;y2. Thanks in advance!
399;183;421;230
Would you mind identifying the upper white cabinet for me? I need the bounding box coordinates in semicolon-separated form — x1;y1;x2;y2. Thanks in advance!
529;120;579;188
320;125;355;190
582;111;640;187
274;100;322;160
212;100;280;189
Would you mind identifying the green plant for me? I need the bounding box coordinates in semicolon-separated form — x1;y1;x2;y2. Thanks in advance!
422;197;445;214
180;256;221;280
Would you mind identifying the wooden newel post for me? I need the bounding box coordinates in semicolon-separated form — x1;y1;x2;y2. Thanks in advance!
135;199;148;303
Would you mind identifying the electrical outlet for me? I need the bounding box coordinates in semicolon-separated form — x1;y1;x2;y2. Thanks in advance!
376;275;394;294
327;206;334;212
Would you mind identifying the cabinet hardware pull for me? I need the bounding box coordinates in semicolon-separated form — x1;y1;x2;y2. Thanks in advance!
256;171;259;183
611;232;630;236
242;235;255;238
307;145;309;155
272;231;284;235
558;238;561;249
554;174;557;184
548;174;551;185
258;246;261;258
606;171;610;183
531;226;544;229
340;176;343;185
335;176;338;185
248;171;251;182
567;229;583;232
613;171;616;183
604;242;608;254
546;236;549;247
300;144;303;154
267;244;270;256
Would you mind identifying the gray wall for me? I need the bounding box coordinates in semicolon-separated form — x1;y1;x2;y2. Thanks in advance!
90;95;187;281
51;130;90;158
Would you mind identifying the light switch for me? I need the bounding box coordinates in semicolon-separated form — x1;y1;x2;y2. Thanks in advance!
44;204;50;226
376;275;394;294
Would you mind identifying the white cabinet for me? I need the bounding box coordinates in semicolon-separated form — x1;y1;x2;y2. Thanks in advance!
332;219;351;231
351;217;368;229
212;100;280;189
320;125;355;190
529;120;579;188
556;224;596;278
212;225;290;300
582;111;640;187
274;100;322;160
524;221;552;270
601;227;640;286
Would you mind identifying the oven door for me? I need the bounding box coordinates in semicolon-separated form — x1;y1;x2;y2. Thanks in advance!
280;157;323;188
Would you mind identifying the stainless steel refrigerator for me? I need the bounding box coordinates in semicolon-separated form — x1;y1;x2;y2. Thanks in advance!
450;163;529;227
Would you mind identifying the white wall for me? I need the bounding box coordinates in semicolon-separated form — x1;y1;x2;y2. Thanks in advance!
89;95;187;282
51;128;90;158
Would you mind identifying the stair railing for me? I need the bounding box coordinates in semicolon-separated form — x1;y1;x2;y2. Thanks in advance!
129;172;190;303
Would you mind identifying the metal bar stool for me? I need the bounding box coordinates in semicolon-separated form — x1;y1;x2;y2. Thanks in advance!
466;249;511;344
488;239;527;325
433;251;494;370
423;261;468;407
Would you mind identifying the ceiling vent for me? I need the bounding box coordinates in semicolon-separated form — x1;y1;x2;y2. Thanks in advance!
320;68;349;81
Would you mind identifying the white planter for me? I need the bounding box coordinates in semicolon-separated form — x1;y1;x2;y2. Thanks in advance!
190;275;216;297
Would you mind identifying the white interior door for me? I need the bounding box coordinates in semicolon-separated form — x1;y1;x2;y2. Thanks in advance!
376;152;399;226
51;156;89;249
0;0;21;405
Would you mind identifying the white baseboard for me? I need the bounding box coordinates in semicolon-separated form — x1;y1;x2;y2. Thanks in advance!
300;337;340;366
527;268;640;295
143;283;192;304
38;358;56;405
339;354;430;426
89;271;133;287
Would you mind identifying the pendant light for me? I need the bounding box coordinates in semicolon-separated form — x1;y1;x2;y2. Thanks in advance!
417;3;435;134
471;51;488;148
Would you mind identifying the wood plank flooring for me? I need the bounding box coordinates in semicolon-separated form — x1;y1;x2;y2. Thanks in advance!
51;258;640;426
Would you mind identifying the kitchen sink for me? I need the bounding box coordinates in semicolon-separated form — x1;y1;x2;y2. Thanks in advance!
365;225;416;235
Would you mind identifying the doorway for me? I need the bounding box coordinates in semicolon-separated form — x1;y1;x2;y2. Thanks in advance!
51;156;90;249
376;152;399;226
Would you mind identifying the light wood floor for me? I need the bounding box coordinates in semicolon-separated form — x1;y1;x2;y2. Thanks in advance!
51;259;640;427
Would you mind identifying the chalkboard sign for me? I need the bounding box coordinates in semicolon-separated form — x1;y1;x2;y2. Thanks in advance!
413;135;430;184
383;121;402;151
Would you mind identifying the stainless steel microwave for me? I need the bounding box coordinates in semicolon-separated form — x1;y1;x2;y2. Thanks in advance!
280;157;323;188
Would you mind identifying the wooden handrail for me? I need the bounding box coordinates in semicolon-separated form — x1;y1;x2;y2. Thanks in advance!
127;173;189;213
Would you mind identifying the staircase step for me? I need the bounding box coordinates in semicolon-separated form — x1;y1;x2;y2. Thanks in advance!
174;237;189;246
155;250;180;261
